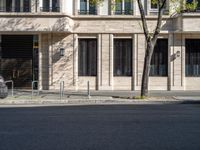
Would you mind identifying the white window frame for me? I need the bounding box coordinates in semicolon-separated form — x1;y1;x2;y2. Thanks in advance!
114;0;133;15
149;0;168;12
41;0;60;11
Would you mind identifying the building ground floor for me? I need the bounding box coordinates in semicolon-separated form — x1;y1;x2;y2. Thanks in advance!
0;32;200;91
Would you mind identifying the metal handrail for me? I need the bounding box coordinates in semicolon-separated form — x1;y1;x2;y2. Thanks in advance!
87;81;91;99
40;7;60;12
78;10;97;15
32;81;39;98
0;7;30;12
5;80;14;97
60;81;64;100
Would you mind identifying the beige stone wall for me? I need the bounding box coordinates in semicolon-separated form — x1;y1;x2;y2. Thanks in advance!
38;31;200;91
40;33;76;90
113;77;132;90
40;34;49;90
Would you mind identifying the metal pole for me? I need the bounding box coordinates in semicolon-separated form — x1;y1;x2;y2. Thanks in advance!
87;81;91;98
60;81;64;100
60;82;62;100
62;81;64;97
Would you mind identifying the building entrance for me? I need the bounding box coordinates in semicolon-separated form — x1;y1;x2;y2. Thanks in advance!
0;35;39;88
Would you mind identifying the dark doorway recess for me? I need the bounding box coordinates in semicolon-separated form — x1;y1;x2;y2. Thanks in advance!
0;35;39;89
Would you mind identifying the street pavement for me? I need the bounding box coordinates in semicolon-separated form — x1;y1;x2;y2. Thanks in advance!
0;104;200;150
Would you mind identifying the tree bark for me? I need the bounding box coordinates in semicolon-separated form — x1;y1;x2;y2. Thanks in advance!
141;41;153;97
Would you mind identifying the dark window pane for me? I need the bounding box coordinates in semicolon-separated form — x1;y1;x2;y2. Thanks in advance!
78;39;97;76
80;0;87;14
150;39;168;76
115;0;122;14
43;0;50;12
197;0;200;10
6;0;12;12
15;0;20;12
187;0;193;4
124;0;133;15
89;1;96;14
114;39;132;76
23;0;30;12
151;0;158;9
52;0;60;12
186;39;200;76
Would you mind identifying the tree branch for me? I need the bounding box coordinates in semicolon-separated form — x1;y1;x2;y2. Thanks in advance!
152;0;167;45
137;0;150;41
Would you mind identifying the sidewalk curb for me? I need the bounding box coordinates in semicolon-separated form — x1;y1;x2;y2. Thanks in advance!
1;97;200;107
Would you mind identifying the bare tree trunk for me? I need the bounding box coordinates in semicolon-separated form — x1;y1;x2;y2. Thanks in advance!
141;41;153;97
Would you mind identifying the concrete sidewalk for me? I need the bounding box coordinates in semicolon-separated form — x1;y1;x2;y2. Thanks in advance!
0;89;200;106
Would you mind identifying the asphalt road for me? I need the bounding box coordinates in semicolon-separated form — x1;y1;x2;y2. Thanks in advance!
0;104;200;150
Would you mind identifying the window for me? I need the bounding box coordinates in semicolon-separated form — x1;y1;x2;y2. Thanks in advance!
42;0;60;12
186;0;200;10
43;0;50;12
79;0;97;15
0;0;30;12
78;39;97;76
150;39;168;76
150;0;158;9
23;0;30;12
15;0;20;12
114;39;132;76
150;0;167;10
115;0;133;15
6;0;12;12
186;39;200;76
52;0;60;12
115;0;122;14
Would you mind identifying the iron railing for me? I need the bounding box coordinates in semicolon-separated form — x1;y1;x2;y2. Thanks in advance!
0;7;30;12
78;10;97;15
114;10;133;15
40;7;60;12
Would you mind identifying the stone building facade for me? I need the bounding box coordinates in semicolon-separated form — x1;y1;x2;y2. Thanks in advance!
0;0;200;91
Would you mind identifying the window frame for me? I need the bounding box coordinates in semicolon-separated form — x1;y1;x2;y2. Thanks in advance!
114;0;133;15
78;38;97;77
185;39;200;77
149;0;168;12
150;38;168;77
113;38;133;77
79;0;97;15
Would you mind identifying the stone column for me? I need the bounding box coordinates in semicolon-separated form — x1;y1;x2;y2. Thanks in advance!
109;34;114;89
48;33;53;88
12;0;15;12
73;0;78;15
110;0;114;15
98;34;113;90
38;34;43;90
73;34;78;90
31;0;36;12
181;34;186;90
50;0;52;11
97;34;101;90
132;34;136;91
170;33;184;90
168;33;173;91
